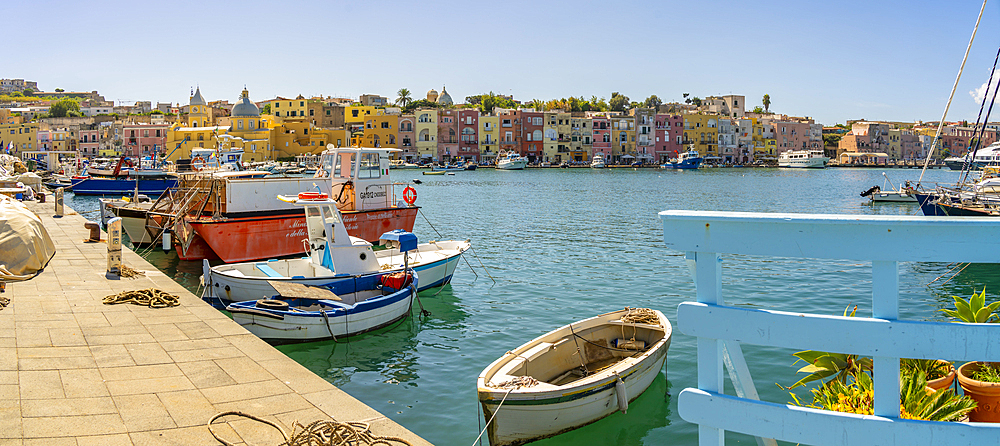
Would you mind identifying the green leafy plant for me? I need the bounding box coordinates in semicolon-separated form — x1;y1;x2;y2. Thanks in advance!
901;358;952;381
970;362;1000;383
790;358;975;421
940;288;999;323
786;305;873;389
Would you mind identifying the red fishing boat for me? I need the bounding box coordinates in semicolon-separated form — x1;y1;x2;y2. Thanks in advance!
173;147;418;262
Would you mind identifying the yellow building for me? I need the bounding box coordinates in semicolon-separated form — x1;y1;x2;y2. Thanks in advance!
479;115;499;162
187;87;213;128
683;114;719;159
344;105;380;125
611;115;634;163
351;109;398;148
1;122;38;157
50;128;76;152
414;108;438;161
542;111;559;163
266;96;310;120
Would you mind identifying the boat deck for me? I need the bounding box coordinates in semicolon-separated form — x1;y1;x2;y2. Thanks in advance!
1;199;431;445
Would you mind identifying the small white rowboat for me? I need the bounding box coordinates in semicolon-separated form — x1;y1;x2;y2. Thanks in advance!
477;308;671;446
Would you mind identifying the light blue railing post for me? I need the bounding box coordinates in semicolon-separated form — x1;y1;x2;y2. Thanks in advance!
872;260;900;418
690;251;724;446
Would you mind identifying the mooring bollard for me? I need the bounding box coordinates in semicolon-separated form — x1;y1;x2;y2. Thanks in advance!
54;187;64;218
107;217;122;275
84;221;101;242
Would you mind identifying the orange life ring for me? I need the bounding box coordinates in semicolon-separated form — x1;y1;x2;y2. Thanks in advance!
402;186;417;206
298;191;328;200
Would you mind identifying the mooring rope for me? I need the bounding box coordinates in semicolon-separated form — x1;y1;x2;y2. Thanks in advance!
207;411;413;446
471;388;514;446
117;264;145;279
103;288;179;308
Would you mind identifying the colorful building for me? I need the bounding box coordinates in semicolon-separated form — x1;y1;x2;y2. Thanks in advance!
458;109;479;161
414;108;438;161
655;113;684;163
591;115;611;162
498;109;522;159
479;115;499;163
2;122;38;157
683;114;718;161
398;114;416;161
521;111;543;162
611;115;635;164
633;108;655;163
123;123;169;157
437;109;458;162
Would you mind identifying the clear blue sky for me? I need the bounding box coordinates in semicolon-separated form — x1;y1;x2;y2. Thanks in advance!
6;0;1000;125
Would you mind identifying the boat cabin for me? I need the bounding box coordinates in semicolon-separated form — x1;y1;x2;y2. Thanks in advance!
314;146;400;212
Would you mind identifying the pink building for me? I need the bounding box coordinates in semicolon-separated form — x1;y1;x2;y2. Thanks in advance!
458;109;479;161
437;110;459;162
398;115;416;162
79;128;100;156
498;110;521;159
123;123;169;157
591;116;611;161
773;120;812;156
654;113;683;163
521;111;543;162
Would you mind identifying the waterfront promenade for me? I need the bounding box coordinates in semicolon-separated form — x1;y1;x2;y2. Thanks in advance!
1;199;431;445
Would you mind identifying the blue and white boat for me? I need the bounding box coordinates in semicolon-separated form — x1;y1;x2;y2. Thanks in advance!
201;195;469;308
70;174;178;196
226;230;419;343
660;146;703;170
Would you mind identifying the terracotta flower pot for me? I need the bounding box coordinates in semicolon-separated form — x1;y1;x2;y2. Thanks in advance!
958;361;1000;422
926;361;957;392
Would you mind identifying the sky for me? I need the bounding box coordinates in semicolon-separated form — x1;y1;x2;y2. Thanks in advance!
5;0;1000;125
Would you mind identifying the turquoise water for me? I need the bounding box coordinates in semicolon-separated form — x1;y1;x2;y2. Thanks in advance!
65;167;998;445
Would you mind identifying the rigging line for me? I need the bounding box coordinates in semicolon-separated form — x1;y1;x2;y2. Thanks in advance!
471;388;514;446
468;245;497;284
918;0;988;186
939;262;971;287
962;41;1000;184
927;262;969;286
417;208;444;239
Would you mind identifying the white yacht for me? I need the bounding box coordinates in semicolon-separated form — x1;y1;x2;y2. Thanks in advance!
778;150;829;168
496;150;528;170
590;153;606;168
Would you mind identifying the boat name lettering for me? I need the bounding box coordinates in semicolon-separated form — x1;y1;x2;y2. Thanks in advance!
366;212;395;221
359;190;387;200
286;229;306;238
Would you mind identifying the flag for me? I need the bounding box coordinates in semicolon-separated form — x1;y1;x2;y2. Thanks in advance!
5;141;11;154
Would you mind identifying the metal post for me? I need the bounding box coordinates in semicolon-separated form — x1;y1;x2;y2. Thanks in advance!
872;260;900;418
54;187;64;218
107;217;122;276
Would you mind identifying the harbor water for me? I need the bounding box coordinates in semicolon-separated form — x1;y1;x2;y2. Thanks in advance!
66;167;998;445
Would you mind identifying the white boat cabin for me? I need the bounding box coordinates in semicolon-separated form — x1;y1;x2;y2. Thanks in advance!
314;146;400;212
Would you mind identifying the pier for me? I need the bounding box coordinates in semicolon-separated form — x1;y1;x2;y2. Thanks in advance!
2;199;431;445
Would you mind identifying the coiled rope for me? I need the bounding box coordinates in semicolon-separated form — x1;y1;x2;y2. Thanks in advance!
103;288;180;308
207;411;413;446
489;375;539;390
117;265;145;279
621;307;659;325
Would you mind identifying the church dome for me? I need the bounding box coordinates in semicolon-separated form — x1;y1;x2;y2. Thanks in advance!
231;88;260;117
190;87;207;106
438;86;453;106
426;88;439;102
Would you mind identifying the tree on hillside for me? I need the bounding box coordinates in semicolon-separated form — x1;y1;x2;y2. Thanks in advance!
609;92;630;112
21;89;33;96
691;97;702;107
644;95;662;109
763;94;771;112
752;106;765;113
49;98;80;117
396;88;412;107
401;99;440;114
55;88;64;93
262;104;271;115
590;96;609;111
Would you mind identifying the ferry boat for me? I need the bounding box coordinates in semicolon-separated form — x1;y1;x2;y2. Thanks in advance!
496;150;528;170
163;146;418;263
944;141;1000;171
590;154;606;168
778;150;829;168
660;147;703;170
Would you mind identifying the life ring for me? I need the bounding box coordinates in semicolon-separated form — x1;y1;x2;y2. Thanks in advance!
297;191;328;200
403;186;417;206
255;299;289;311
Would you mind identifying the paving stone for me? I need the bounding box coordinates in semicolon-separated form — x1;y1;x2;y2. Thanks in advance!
22;438;76;446
20;396;117;417
113;394;176;431
155;389;218;428
90;345;135;368
60;368;109;398
213;357;273;384
0;399;21;439
125;343;172;366
22;413;127;438
99;364;183;382
175;361;236;389
19;355;96;371
199;379;292;405
18;370;64;399
106;376;195;397
76;433;133;446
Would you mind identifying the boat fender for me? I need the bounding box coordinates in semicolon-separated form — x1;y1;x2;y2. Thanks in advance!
615;372;628;414
255;299;289;311
614;339;646;350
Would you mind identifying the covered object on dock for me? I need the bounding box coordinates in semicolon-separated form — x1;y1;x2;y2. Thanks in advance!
0;195;55;280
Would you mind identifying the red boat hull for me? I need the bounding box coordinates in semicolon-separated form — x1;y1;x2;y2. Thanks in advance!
184;207;419;263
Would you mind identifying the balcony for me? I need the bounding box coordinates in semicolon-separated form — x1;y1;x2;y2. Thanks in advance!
660;211;1000;446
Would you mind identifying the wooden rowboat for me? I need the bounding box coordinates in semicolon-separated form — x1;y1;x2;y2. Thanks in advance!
476;308;671;446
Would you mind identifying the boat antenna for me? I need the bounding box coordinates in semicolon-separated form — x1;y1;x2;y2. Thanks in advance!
917;0;987;187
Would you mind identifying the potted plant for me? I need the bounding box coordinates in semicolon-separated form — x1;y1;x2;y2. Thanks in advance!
941;288;1000;422
901;358;956;393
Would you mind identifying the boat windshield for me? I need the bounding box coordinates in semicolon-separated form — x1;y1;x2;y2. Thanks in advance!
333;153;356;179
305;205;339;242
358;152;381;179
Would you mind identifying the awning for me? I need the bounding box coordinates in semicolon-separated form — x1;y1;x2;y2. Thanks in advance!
621;154;635;159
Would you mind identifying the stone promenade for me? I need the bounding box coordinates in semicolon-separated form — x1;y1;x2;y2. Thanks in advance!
1;198;431;445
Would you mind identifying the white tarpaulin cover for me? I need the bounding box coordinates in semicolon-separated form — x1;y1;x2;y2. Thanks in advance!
0;195;55;280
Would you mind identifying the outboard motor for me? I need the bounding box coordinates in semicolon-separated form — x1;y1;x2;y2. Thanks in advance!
860;185;880;197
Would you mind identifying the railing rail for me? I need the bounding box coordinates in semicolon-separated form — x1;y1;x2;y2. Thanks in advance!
659;210;1000;446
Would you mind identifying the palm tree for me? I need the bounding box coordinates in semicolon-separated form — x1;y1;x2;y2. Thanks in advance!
762;94;771;113
396;88;412;107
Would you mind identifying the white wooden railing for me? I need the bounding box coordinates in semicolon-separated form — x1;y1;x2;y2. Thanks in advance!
659;210;1000;445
